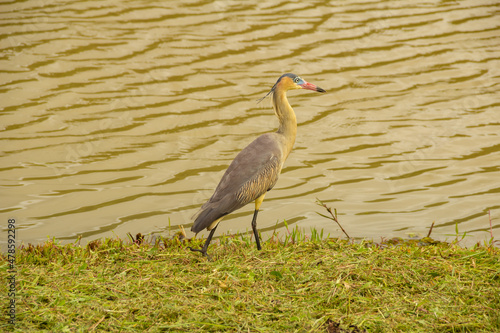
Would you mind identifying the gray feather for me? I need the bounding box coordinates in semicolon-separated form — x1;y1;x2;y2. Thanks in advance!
191;133;284;233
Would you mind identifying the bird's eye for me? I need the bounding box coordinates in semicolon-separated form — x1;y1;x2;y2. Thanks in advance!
294;77;300;83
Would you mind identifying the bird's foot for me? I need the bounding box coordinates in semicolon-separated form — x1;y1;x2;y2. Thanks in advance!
188;246;212;260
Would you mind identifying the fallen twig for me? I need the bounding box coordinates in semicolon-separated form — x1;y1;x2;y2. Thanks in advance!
427;221;435;238
315;198;350;239
488;210;493;239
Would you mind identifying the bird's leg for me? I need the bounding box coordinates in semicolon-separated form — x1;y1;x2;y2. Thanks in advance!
251;209;262;250
252;193;266;251
188;225;217;259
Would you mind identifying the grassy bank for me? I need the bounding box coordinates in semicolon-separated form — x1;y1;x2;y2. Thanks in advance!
2;232;499;332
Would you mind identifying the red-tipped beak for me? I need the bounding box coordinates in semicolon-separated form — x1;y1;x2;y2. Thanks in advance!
299;81;326;93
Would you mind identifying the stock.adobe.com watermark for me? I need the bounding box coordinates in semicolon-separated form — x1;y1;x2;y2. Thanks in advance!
7;218;16;325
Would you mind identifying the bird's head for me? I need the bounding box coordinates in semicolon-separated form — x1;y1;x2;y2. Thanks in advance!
278;73;326;92
257;73;326;103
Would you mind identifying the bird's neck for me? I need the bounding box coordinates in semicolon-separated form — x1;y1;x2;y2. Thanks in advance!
273;90;297;155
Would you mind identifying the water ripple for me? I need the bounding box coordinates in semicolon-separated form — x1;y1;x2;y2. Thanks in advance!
1;0;499;248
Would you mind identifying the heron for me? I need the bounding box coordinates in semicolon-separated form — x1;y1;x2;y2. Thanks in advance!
188;73;326;258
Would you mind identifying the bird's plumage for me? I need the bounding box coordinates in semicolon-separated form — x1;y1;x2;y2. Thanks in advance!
188;73;325;257
191;133;283;233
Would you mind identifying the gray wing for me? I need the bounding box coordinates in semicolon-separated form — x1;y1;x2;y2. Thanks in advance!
191;133;284;233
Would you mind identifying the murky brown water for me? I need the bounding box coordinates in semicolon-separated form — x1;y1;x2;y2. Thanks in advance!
1;0;499;249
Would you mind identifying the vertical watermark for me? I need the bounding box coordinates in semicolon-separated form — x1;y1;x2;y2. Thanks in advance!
7;218;16;325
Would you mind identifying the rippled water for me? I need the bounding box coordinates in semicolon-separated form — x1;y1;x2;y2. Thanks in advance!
1;0;499;249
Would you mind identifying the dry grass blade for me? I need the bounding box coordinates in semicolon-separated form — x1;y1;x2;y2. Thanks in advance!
88;316;105;331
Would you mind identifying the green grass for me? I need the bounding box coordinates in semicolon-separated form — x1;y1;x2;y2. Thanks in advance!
1;231;499;332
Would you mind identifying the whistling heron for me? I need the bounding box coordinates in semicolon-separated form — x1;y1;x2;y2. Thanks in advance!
189;73;326;257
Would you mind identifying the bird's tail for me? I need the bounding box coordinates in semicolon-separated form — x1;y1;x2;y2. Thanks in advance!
191;205;225;233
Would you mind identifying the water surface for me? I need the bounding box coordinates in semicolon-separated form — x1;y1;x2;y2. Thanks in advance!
1;0;499;248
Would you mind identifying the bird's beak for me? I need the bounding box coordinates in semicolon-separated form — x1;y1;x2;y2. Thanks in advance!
299;81;326;93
